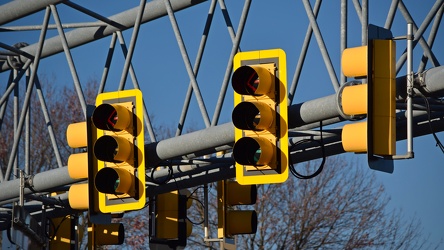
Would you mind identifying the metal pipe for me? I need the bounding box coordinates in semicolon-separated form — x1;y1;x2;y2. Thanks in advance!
145;122;234;167
289;0;322;104
0;60;31;107
99;33;117;94
340;0;347;86
4;7;51;181
211;0;252;126
418;4;444;72
396;0;442;73
118;0;146;90
361;0;368;45
1;22;105;31
384;0;399;30
0;167;75;203
34;76;63;168
2;105;444;202
406;23;414;155
50;4;87;116
302;0;340;92
176;0;217;136
164;0;211;128
25;69;30;175
203;184;210;242
145;70;444;166
0;0;207;72
114;31;157;142
0;0;65;25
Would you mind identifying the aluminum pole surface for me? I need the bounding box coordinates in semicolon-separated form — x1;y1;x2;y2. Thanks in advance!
0;0;207;72
0;0;65;25
1;70;444;202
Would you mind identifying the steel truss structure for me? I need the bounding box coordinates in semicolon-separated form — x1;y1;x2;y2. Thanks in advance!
0;0;443;247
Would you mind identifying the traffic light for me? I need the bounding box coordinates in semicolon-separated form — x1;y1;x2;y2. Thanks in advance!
149;190;192;248
231;49;289;185
340;39;396;173
49;216;83;249
49;217;123;249
89;223;124;246
217;180;257;238
92;89;146;213
66;105;100;216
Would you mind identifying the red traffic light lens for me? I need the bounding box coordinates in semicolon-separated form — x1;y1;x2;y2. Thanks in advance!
232;66;260;95
92;103;131;131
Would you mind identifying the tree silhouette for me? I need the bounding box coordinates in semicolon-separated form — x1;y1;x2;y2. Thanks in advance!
0;78;437;249
183;157;437;250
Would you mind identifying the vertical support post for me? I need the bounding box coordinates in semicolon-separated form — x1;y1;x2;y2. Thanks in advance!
19;170;24;206
406;23;414;155
204;184;209;243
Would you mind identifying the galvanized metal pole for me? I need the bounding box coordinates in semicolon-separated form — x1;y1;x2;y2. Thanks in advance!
0;0;207;72
406;23;414;154
0;0;64;25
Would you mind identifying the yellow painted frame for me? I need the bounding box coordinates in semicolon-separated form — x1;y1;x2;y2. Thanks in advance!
95;89;146;213
233;49;289;185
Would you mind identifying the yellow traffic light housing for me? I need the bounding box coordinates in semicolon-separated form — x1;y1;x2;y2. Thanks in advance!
232;49;288;185
90;223;124;246
49;216;83;249
149;190;192;248
66;121;89;211
66;106;103;216
93;89;146;213
218;180;257;238
340;39;396;173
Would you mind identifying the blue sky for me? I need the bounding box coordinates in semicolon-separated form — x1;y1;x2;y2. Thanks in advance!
1;0;444;246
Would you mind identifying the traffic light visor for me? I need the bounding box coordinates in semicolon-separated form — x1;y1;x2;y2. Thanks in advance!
95;223;125;245
232;65;273;96
93;135;132;163
226;210;257;236
92;103;131;131
95;167;132;194
232;101;274;130
233;137;274;166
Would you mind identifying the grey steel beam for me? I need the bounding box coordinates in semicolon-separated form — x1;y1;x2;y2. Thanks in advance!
396;66;444;99
211;0;252;126
302;0;340;92
1;67;444;201
289;0;322;105
145;68;444;166
0;0;207;72
145;122;234;167
3;106;444;203
145;108;444;197
146;163;235;197
4;8;51;181
176;0;218;136
165;0;211;128
0;167;74;203
0;0;65;26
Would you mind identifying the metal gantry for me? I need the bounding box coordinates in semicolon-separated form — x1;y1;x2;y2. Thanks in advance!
0;0;444;247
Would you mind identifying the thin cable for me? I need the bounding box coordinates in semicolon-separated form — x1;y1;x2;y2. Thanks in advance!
419;94;444;153
186;186;205;225
289;121;326;179
186;197;205;225
149;163;173;185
